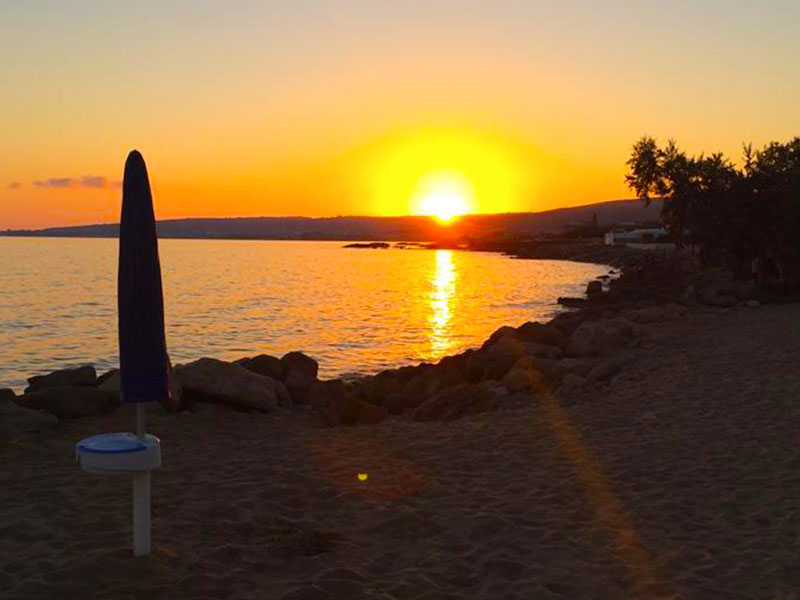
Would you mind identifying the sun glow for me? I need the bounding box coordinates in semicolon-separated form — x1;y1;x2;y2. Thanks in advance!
412;169;473;222
365;130;526;218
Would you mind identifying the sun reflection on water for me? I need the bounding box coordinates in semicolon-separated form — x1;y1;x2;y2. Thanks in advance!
428;249;457;359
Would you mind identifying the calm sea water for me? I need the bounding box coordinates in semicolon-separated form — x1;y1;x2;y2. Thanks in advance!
0;238;609;391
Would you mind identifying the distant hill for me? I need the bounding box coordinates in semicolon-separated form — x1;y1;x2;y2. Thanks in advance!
2;198;662;241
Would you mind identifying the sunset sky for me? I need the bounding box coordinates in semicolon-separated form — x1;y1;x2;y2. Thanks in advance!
1;1;799;229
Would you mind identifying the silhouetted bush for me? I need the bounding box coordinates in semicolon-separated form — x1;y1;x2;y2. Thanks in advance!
626;136;800;290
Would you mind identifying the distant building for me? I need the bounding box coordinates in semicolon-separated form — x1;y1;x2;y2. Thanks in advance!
604;227;667;245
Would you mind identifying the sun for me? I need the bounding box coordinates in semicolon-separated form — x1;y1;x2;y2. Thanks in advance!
411;169;474;223
418;189;469;222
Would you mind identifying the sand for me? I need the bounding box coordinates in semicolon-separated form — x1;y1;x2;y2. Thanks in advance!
2;304;800;599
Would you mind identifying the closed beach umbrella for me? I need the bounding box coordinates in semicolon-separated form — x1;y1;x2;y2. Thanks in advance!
76;150;166;557
119;150;170;407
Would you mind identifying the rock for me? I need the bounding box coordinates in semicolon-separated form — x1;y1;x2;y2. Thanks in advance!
586;280;603;298
25;365;96;394
177;358;291;412
383;392;424;415
281;352;318;380
285;369;317;405
587;356;629;383
517;322;569;349
322;396;388;426
15;386;119;419
551;358;593;380
0;398;58;441
413;382;500;422
96;369;118;387
565;321;627;357
523;342;562;359
483;325;520;348
355;371;403;406
744;299;760;308
242;354;286;380
502;366;545;394
484;336;526;380
402;367;448;398
97;369;120;393
557;296;586;308
0;388;15;402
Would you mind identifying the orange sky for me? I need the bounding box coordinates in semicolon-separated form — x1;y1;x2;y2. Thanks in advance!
2;1;799;229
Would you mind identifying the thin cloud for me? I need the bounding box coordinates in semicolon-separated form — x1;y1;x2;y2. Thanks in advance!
31;175;118;190
7;181;22;190
33;177;76;188
81;175;107;188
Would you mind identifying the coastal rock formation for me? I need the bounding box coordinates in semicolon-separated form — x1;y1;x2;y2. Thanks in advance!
177;358;291;412
585;280;604;298
24;365;96;394
319;394;388;426
413;382;499;421
15;386;119;419
241;354;286;380
565;320;627;357
281;352;319;380
0;391;58;442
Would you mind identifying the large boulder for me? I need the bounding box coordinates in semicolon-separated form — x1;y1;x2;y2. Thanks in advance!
281;352;318;380
25;365;96;394
565;320;627;357
1;394;58;442
285;369;317;405
517;321;569;349
15;386;119;419
242;354;286;380
177;358;291;412
413;382;500;422
484;336;526;380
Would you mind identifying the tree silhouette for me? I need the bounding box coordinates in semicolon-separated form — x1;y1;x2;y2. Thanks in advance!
626;136;800;290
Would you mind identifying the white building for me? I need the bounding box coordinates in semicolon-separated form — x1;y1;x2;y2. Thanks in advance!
604;227;667;245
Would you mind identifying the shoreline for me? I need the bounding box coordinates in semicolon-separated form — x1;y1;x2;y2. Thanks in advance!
4;241;734;430
2;265;797;598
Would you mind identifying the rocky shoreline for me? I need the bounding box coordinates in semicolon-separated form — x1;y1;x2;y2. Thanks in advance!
0;245;763;443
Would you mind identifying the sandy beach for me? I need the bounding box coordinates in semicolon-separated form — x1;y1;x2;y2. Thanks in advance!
2;302;799;600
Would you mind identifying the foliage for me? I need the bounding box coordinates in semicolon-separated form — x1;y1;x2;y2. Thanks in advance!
626;136;800;288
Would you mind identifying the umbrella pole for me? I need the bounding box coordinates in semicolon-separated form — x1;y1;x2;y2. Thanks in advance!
133;403;151;556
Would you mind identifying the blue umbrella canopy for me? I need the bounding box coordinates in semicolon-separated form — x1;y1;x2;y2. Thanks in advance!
118;150;169;404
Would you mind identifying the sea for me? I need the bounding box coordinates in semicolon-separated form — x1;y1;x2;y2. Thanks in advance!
0;238;610;391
